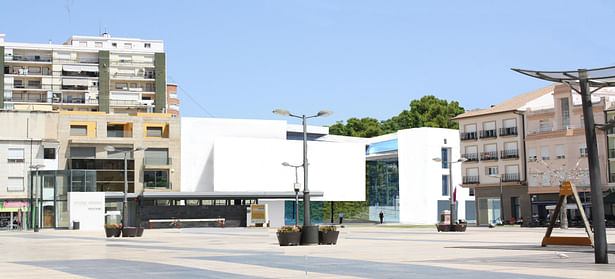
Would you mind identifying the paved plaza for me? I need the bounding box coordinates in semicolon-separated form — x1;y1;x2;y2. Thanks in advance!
1;226;614;278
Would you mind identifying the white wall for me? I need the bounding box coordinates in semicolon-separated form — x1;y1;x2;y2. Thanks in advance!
181;117;287;192
397;128;469;225
213;137;365;201
260;200;284;227
68;192;105;230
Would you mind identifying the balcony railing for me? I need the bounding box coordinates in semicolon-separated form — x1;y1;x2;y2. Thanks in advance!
460;132;477;141
461;153;478;162
500;149;519;159
499;127;518;136
463;176;480;184
479;129;497;139
10;84;51;90
502;173;520;182
144;157;172;166
6;55;52;62
480;151;498;161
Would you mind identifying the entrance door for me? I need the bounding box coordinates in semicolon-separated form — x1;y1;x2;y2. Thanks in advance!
43;201;55;227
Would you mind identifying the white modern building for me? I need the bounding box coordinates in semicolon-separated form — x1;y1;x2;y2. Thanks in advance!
181;117;367;226
365;127;472;225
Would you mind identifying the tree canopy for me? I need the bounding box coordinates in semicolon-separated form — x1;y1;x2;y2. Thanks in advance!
330;95;464;137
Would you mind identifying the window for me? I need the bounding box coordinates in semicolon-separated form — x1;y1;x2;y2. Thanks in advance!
145;148;169;165
119;55;132;63
539;120;550;132
7;177;24;192
69;147;96;159
542;173;550;186
146;126;163;137
579;144;588;157
79;41;87;47
107;124;128;138
442;175;449;196
28;66;41;73
70;125;88;136
56;52;71;60
44;148;56;159
112;43;117;48
144;43;151;48
541;146;550;160
528;148;537;162
555;144;565;159
561;98;570;128
528;174;539;187
95;42;103;48
441;148;449;169
487;166;498;175
469;188;475;196
124;43;132;49
8;148;25;162
144;170;169;188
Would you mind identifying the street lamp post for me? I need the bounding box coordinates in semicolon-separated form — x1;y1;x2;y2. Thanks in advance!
104;146;146;229
282;162;303;226
490;174;504;224
433;156;467;227
274;109;332;245
29;164;45;232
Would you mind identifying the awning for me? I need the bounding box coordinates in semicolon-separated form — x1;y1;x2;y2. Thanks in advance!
63;78;89;86
63;65;98;72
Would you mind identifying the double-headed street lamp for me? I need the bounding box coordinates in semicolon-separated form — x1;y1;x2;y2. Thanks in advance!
29;164;45;232
489;174;504;224
433;156;467;227
104;146;147;229
282;162;303;226
273;109;332;245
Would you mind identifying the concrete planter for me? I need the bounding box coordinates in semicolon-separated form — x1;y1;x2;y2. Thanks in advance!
318;231;339;245
436;223;467;232
277;232;302;246
136;227;144;237
122;227;137;237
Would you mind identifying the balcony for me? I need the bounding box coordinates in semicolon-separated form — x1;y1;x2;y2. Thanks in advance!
460;132;477;141
502;173;520;182
480;151;498;161
500;149;519;159
463;176;480;184
479;129;497;139
6;54;52;63
499;127;518;136
461;153;478;162
144;157;172;166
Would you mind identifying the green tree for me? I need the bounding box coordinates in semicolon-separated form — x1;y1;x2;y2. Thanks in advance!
382;95;464;133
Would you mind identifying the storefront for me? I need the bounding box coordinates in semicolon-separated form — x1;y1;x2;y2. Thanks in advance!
0;201;28;230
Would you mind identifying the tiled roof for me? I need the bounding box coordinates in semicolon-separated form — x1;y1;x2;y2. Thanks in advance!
451;84;556;120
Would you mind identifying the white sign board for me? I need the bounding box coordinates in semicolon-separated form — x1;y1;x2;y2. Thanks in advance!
68;192;105;230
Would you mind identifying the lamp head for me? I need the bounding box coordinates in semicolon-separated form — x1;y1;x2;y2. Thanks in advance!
294;183;301;192
432;157;442;162
282;162;291;167
273;109;291;116
316;110;333;117
457;158;468;162
104;146;116;152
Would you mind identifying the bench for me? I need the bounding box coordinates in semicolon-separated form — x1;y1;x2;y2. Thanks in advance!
148;218;225;229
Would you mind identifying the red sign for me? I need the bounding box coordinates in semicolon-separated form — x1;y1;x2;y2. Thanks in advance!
3;201;28;208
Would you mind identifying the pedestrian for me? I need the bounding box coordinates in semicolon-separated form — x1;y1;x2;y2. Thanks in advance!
379;211;384;224
338;212;343;224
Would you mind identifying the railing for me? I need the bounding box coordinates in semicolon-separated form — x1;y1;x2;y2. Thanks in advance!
113;72;156;79
479;129;497;139
6;55;52;62
144;157;172;166
499;127;518;136
461;153;478;162
460;132;477;141
54;59;99;64
109;100;152;106
502;173;520;182
61;85;89;91
500;149;519;159
480;151;498;161
463;176;480;184
10;84;52;90
5;69;51;76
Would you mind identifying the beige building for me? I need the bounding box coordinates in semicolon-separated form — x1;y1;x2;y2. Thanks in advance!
525;84;614;224
0;110;180;229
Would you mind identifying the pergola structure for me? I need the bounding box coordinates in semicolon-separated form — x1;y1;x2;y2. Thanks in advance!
512;66;614;264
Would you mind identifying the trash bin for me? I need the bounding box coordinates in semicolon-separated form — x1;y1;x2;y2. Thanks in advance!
73;220;80;230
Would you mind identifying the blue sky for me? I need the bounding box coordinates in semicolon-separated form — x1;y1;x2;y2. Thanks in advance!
2;0;615;126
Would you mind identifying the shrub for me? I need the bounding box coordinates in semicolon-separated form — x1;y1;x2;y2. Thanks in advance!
104;224;122;229
319;225;337;232
277;225;301;233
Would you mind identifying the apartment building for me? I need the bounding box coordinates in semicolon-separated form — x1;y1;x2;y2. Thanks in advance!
526;84;614;224
0;33;172;114
0;110;180;229
167;83;179;116
452;85;556;225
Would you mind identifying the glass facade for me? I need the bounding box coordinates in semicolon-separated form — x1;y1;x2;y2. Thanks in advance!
284;201;323;225
366;139;398;155
367;159;399;222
